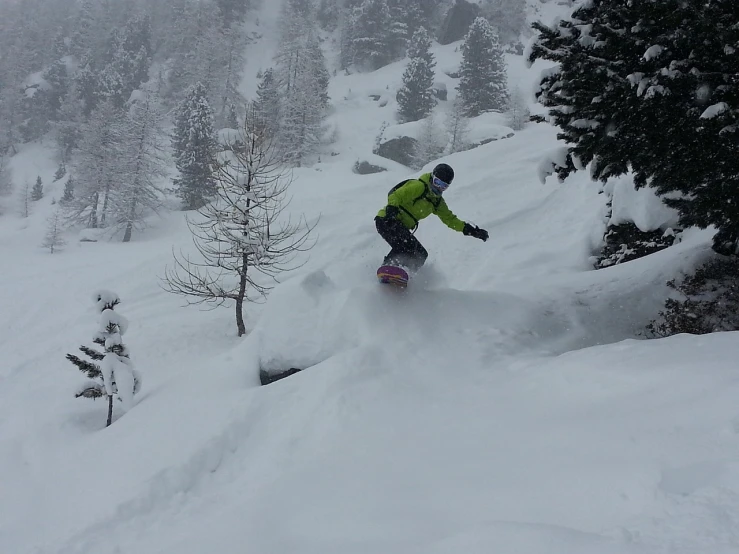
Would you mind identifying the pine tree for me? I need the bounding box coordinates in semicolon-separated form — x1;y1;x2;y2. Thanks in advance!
42;209;66;253
397;27;436;123
113;93;167;242
457;17;508;117
254;68;281;138
68;290;141;427
54;162;66;182
61;176;74;204
172;83;217;210
528;0;739;254
31;176;44;201
55;82;85;163
350;0;393;70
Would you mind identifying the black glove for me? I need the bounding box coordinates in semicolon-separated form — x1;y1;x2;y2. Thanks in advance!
384;205;400;219
463;223;489;242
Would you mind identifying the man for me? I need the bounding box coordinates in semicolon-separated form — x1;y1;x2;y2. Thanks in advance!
375;163;489;272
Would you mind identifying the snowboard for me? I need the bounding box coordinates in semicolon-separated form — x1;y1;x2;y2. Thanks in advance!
377;264;409;288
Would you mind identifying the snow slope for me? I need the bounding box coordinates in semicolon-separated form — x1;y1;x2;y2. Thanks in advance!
2;15;739;554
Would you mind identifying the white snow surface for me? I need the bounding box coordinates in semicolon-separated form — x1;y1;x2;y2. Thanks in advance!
2;17;739;554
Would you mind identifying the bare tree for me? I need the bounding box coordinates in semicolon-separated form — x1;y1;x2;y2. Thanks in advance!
0;155;12;197
42;209;66;253
508;86;530;131
18;181;31;218
163;104;317;336
445;97;470;154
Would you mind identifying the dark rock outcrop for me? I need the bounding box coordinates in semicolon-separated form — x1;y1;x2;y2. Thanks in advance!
439;0;480;45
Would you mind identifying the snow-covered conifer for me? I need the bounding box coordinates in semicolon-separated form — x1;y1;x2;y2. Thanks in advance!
31;176;44;201
254;68;281;138
529;0;739;254
397;27;436;123
350;0;393;70
457;17;508;117
53;162;66;182
68;290;141;427
60;176;74;205
172;83;217;210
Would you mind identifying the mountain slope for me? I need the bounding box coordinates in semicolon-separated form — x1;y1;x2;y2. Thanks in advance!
1;12;739;554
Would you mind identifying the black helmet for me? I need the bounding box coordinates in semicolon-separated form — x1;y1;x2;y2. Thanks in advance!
432;163;454;185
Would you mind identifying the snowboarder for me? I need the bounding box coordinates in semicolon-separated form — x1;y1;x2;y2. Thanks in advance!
375;163;489;272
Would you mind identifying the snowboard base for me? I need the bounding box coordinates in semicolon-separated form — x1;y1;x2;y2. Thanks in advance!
377;265;409;287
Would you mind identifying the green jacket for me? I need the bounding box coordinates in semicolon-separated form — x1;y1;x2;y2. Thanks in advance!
377;173;466;232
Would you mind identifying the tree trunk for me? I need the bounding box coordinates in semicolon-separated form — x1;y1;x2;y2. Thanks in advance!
89;191;99;228
106;395;113;426
235;253;248;336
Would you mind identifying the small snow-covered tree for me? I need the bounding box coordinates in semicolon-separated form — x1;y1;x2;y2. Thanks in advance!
396;27;436;123
53;162;66;182
508;86;530;131
172;82;217;210
445;97;470;153
60;176;74;205
42;209;66;253
163;104;317;336
414;115;447;167
67;290;141;427
458;17;508;117
31;176;44;201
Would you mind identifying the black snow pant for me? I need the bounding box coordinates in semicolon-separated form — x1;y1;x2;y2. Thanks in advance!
375;215;428;272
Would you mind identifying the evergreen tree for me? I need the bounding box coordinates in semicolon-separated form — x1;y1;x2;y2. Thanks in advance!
31;176;44;201
457;17;508;117
55;82;85;162
528;0;739;254
254;68;281;138
172;83;217;210
61;175;74;204
54;162;66;182
350;0;393;70
397;27;436;123
216;0;252;26
68;290;141;427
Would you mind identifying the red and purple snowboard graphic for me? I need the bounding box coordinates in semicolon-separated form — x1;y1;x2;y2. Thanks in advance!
377;265;409;287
